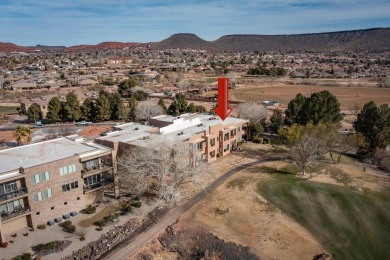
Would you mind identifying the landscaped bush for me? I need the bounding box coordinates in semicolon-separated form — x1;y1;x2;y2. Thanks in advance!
37;224;46;230
237;141;244;146
62;220;72;228
85;205;96;214
125;192;132;197
131;201;142;208
64;225;76;233
34;241;61;252
1;242;8;248
253;138;263;144
263;137;271;144
134;196;140;201
12;253;32;260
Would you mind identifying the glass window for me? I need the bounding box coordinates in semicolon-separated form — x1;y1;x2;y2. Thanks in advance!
47;189;52;198
45;171;50;180
72;164;76;172
59;167;64;176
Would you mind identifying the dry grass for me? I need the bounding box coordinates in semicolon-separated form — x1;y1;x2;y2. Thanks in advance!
230;83;390;110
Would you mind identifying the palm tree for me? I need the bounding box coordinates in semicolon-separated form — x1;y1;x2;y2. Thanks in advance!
13;126;32;145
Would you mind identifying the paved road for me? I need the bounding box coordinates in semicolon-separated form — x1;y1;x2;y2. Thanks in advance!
105;158;280;260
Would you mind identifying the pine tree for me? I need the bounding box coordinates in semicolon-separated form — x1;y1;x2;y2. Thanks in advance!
109;92;126;120
94;94;111;122
27;103;41;121
270;109;284;134
64;91;81;122
167;93;188;116
80;98;95;121
47;97;62;122
285;93;306;125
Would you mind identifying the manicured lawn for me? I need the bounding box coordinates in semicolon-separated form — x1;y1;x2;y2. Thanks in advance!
257;174;390;260
0;106;18;115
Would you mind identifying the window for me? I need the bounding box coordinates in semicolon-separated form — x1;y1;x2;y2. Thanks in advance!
82;159;100;170
84;174;101;187
59;164;76;176
224;133;229;140
33;189;52;202
0;200;20;214
210;138;215;146
195;142;203;151
31;171;50;184
0;181;17;195
237;127;241;132
62;181;78;192
64;202;67;205
51;206;54;210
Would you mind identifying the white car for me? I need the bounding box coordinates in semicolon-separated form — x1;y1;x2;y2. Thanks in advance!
76;121;92;126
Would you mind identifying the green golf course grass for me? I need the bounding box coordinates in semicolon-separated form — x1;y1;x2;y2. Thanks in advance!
257;174;390;260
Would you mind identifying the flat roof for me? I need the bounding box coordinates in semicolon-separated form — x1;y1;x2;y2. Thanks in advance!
0;136;111;175
96;122;156;143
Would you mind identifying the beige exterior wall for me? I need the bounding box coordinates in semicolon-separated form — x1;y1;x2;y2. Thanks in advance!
3;215;29;234
25;156;86;226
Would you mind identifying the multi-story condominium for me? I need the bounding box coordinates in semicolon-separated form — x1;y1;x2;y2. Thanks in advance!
0;113;248;243
0;135;117;243
96;113;249;165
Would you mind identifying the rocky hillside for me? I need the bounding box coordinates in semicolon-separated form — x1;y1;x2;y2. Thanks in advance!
150;28;390;52
1;28;389;52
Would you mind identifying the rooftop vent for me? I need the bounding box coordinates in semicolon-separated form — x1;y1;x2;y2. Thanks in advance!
134;127;139;131
197;124;203;127
178;131;184;136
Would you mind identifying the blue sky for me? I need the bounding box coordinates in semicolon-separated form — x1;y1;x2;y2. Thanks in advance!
1;0;389;46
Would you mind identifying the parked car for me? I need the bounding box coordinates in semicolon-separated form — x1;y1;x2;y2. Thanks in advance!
76;121;92;126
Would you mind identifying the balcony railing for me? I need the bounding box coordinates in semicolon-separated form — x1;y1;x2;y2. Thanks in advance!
83;180;114;194
1;206;31;221
81;163;113;177
0;187;28;202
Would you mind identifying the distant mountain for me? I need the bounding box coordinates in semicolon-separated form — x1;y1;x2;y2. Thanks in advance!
0;42;140;53
150;28;390;52
1;28;389;53
149;33;217;51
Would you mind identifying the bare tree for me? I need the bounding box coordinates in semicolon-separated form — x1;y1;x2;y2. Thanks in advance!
117;142;208;204
135;101;164;122
227;71;238;89
290;132;324;175
236;101;267;122
349;103;362;117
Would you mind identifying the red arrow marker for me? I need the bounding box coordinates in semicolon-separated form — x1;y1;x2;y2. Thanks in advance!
215;78;233;121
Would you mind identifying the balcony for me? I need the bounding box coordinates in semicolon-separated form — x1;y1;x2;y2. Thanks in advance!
83;180;114;194
1;206;31;222
81;163;113;178
0;187;28;202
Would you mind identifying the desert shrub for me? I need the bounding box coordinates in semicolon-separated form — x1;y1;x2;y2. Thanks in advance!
125;192;132;197
13;253;32;260
96;226;103;231
35;244;46;252
85;205;96;214
64;225;76;233
37;224;46;230
253;138;263;144
131;201;142;208
62;220;72;228
263;137;271;144
134;196;140;201
45;241;57;250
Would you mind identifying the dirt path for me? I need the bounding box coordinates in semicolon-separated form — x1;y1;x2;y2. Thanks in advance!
104;158;281;260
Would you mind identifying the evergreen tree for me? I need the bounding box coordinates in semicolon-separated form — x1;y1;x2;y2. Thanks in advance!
94;93;111;121
167;93;188;116
80;98;95;121
64;91;81;122
47;97;62;122
110;92;126;120
300;90;342;125
285;93;306;125
187;102;196;113
118;78;137;96
158;98;167;113
127;96;138;120
248;121;264;140
269;109;284;134
354;101;390;152
27;103;41;121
